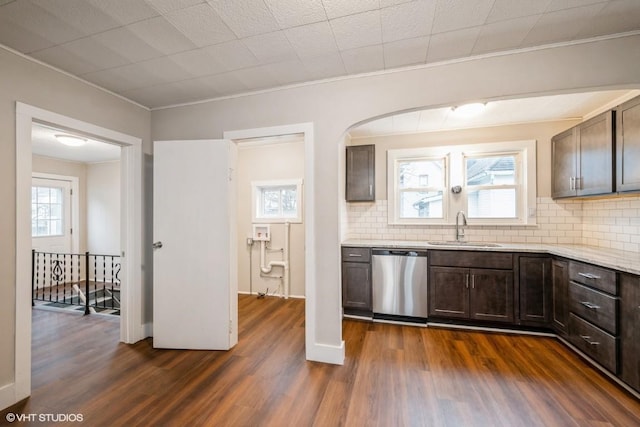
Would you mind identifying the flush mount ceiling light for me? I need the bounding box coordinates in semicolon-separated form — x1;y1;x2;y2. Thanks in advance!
451;102;487;117
55;134;87;147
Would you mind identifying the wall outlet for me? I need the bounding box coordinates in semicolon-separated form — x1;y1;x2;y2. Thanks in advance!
247;237;254;246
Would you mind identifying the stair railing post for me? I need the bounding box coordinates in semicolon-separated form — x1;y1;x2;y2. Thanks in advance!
84;251;90;315
31;249;35;307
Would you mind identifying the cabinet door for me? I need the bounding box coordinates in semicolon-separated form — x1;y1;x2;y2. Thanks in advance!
470;268;514;323
342;261;372;312
551;128;577;198
346;145;375;201
428;266;469;319
620;273;640;391
577;111;614;196
519;256;551;325
552;259;569;335
616;96;640;192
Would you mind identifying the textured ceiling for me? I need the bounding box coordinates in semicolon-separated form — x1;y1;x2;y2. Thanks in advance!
1;0;640;109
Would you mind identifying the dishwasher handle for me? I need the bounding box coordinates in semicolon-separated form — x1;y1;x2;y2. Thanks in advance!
372;249;427;257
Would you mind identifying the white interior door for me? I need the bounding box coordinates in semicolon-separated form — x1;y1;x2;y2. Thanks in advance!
153;139;238;350
31;177;72;253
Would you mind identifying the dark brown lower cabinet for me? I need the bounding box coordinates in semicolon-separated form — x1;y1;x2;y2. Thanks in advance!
429;266;513;323
342;262;371;313
518;256;552;325
620;273;640;392
552;259;569;336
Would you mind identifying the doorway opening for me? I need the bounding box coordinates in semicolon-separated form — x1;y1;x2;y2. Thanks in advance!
31;122;123;317
15;103;143;404
235;134;306;301
224;122;320;362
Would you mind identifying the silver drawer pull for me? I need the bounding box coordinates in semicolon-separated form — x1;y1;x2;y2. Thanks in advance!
578;272;601;280
348;254;362;257
580;335;600;346
579;301;600;310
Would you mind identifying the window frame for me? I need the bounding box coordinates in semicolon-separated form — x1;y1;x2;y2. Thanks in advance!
388;148;450;225
463;151;522;221
388;140;536;226
251;179;303;223
31;185;65;238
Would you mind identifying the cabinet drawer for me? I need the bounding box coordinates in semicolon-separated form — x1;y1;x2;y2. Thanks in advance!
569;282;618;334
569;261;617;295
568;313;618;373
429;250;512;269
342;247;371;263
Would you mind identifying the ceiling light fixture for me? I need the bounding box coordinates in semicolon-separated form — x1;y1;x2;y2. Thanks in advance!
55;134;87;147
451;102;487;117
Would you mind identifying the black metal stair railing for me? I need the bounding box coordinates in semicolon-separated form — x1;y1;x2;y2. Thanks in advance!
32;250;121;315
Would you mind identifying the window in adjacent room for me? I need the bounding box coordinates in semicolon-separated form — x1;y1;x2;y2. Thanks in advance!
32;185;65;237
252;179;303;223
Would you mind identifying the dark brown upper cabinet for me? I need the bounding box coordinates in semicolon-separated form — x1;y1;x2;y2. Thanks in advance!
616;96;640;192
552;111;615;199
346;145;375;202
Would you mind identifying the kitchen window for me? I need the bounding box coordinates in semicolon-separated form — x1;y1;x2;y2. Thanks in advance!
252;179;302;223
465;153;519;219
388;140;536;225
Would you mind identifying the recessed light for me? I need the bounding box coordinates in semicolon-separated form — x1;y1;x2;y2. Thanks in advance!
451;102;486;117
55;134;87;147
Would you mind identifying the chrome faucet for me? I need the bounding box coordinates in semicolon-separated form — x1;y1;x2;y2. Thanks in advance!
456;211;468;242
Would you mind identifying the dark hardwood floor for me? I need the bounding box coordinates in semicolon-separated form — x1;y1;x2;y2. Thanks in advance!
3;295;639;426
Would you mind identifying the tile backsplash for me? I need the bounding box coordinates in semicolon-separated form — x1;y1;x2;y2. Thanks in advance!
344;196;640;253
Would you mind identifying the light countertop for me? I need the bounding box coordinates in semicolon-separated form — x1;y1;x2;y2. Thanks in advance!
341;239;640;276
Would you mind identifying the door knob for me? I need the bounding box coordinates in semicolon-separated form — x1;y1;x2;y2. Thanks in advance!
153;241;163;249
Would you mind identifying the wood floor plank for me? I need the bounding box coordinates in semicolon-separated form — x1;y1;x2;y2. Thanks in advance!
2;296;639;426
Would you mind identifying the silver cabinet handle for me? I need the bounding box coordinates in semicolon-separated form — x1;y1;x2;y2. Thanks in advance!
577;176;583;190
580;335;600;346
578;272;600;280
153;241;163;249
580;301;600;310
465;274;469;289
471;274;475;289
569;177;574;190
348;254;362;257
369;185;373;196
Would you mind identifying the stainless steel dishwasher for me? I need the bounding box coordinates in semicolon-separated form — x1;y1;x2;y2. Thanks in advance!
372;249;428;319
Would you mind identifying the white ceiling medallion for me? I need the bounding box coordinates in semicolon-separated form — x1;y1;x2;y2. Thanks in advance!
55;134;87;147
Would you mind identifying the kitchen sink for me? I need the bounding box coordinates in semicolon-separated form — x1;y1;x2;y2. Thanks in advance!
428;241;502;248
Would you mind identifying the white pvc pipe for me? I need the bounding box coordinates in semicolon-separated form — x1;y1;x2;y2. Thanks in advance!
258;222;290;299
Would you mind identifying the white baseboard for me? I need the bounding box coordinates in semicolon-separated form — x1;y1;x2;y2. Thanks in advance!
237;291;305;299
306;341;345;365
0;382;16;412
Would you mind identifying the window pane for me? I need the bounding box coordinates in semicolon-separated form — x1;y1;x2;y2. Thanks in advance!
281;188;297;217
468;188;516;218
400;191;443;218
50;204;62;220
466;156;515;185
398;159;444;189
37;220;49;236
37;187;50;203
262;189;281;217
37;205;50;220
50;188;63;203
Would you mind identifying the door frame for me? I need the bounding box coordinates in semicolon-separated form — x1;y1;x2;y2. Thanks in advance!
31;173;80;254
14;102;143;403
224;122;343;364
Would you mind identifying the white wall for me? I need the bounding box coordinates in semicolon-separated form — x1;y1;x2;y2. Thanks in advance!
237;140;305;297
87;161;121;255
151;34;640;363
